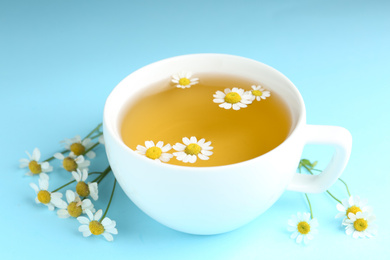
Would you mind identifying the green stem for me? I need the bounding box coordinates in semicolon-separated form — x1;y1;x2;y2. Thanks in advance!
44;149;68;162
326;190;342;204
100;179;117;222
338;178;351;197
305;193;313;219
83;123;102;141
52;180;76;193
92;166;111;183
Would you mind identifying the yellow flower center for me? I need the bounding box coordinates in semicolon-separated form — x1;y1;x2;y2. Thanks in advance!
354;218;368;232
28;160;42;174
63;157;78;172
252;90;263;96
67;202;82;217
76;181;90;197
70;143;85;156
224;92;242;104
185;143;201;155
346;206;362;219
297;221;311;235
179;77;191;86
89;220;105;235
145;147;162;160
37;190;51;204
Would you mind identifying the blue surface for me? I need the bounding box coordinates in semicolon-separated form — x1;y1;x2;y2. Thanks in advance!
1;0;389;259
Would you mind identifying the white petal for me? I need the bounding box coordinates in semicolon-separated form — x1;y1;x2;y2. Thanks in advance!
39;178;49;191
160;153;173;162
94;209;103;221
57;209;70;218
213;98;224;103
145;141;155;148
66;190;76;203
82;230;92;237
224;88;231;94
232;104;240;110
136;145;147;153
201;150;213;156
88;182;99;201
75;155;85;164
182;137;190;145
189;155;197;163
303;235;310;244
77;217;90;225
47;204;55;211
189;136;197;143
72;171;81;182
290;231;298;239
197;154;209;160
54;153;65;160
81;169;88;182
296;234;303;244
161;144;172;152
336;203;346;212
19;158;30;168
182;155;191;163
102;232;113;241
86;209;94;221
101;218;112;227
86;151;96;159
173;143;186;151
156;141;163;148
287;226;296;232
30;183;39;193
32;148;41;161
78;224;90;232
106;227;118;235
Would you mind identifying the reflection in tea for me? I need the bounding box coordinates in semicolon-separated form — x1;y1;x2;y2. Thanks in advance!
121;73;292;167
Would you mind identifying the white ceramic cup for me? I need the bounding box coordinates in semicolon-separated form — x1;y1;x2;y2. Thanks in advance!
103;54;352;235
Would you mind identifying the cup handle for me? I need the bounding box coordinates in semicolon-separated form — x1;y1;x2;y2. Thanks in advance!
286;125;352;193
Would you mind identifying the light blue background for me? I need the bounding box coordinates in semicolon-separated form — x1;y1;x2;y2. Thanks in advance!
1;0;389;259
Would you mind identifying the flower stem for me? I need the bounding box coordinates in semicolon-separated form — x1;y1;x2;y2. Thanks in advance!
90;132;103;139
338;178;351;197
100;179;117;222
83;123;102;141
52;180;76;193
305;193;313;219
44;149;68;162
92;166;111;184
326;190;342;204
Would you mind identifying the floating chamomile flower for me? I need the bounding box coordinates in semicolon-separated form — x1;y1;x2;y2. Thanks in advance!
171;72;199;89
335;195;372;220
249;85;271;101
19;148;53;176
213;88;253;110
288;212;318;244
77;209;118;241
54;153;90;172
57;190;95;218
30;173;67;211
173;137;213;163
61;135;96;159
344;212;377;239
72;169;98;201
136;141;173;162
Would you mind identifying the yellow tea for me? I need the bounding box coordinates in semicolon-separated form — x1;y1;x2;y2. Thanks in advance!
121;73;292;167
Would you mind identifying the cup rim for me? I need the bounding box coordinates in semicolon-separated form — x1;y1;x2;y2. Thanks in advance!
103;53;306;171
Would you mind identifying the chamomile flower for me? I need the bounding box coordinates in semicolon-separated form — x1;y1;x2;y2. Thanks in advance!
72;169;98;201
344;212;377;238
335;195;372;220
136;141;173;162
54;153;90;172
77;209;118;241
213;88;253;110
171;72;199;89
62;135;96;159
173;137;213;163
19;148;53;176
30;173;67;210
57;190;95;218
249;85;271;101
288;212;319;244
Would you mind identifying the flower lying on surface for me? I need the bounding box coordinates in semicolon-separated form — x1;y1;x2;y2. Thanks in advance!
335;195;372;220
72;169;98;201
61;135;96;159
173;136;213;163
288;212;318;244
77;209;118;241
20;148;53;176
54;153;90;172
30;173;66;210
249;85;271;101
344;212;377;238
213;88;253;110
171;72;199;89
57;190;95;218
136;141;173;162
